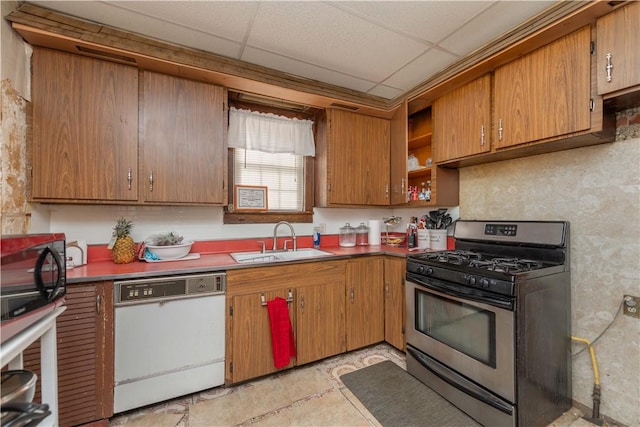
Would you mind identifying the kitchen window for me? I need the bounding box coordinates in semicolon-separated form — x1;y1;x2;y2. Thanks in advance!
224;103;316;224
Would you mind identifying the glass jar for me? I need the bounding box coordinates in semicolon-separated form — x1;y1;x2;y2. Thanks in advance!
355;223;369;246
339;223;356;247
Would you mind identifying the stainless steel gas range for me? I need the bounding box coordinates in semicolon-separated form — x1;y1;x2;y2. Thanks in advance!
405;220;571;427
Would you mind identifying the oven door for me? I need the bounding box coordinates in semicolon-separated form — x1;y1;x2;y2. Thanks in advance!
405;275;515;402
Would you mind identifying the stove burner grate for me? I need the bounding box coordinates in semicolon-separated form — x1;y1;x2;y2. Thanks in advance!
423;250;483;265
469;257;543;273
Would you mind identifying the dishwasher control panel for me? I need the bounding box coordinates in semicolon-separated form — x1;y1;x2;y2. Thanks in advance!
115;273;226;304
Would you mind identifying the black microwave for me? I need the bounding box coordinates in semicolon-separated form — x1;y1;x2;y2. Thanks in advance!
1;234;67;329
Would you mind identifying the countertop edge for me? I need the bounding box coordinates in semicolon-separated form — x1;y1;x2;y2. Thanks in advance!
66;245;430;284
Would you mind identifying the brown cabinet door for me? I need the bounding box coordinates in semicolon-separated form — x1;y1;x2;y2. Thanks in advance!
384;257;406;351
296;280;346;365
390;101;408;205
31;48;138;201
597;2;640;95
433;74;491;162
141;71;226;204
494;26;592;149
327;109;390;205
23;282;114;426
346;257;384;350
229;288;293;383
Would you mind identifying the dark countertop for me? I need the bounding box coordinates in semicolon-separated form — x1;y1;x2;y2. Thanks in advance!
65;244;438;284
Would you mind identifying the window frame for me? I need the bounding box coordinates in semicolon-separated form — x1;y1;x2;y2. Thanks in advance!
223;100;316;224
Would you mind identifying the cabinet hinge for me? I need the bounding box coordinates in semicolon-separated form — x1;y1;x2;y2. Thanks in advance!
590;99;595;112
590;41;595;55
229;306;233;316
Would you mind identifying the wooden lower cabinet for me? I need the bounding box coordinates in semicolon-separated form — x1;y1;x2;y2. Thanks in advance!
384;257;406;351
226;255;407;384
225;261;346;384
345;257;385;351
23;281;114;426
227;287;293;384
295;280;345;365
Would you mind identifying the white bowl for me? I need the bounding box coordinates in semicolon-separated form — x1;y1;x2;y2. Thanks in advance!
145;241;193;260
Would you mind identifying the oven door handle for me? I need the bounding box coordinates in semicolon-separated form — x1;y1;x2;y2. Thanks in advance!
406;272;514;310
407;345;514;415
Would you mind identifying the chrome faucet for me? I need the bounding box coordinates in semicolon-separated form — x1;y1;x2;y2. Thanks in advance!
272;221;296;251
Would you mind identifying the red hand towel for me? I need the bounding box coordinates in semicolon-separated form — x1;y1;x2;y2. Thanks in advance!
267;297;296;368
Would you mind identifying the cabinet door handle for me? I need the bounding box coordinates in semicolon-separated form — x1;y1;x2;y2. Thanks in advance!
301;294;305;313
605;52;613;83
148;170;154;192
127;168;132;190
498;119;503;141
350;288;355;304
480;125;485;146
96;295;101;314
401;178;406;195
385;283;390;297
385;184;389;198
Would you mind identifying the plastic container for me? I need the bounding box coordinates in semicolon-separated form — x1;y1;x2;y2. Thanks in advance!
430;230;448;251
339;223;356;247
313;226;321;248
355;223;369;246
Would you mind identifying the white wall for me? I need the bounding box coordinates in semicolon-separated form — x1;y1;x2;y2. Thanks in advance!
459;117;640;427
35;204;457;244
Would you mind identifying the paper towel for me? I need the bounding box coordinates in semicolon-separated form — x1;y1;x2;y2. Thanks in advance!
368;220;381;245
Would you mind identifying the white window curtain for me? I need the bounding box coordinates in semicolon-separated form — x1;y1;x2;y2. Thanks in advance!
228;107;315;156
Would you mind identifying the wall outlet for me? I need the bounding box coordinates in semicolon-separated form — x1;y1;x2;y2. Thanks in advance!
623;295;640;319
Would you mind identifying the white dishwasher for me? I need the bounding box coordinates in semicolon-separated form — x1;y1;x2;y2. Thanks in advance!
113;273;226;414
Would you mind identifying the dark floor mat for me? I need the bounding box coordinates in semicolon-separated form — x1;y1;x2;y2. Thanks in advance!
340;360;481;427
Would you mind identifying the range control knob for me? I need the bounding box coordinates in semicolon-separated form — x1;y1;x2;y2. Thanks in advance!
426;267;434;276
480;278;490;288
468;276;477;286
417;266;425;274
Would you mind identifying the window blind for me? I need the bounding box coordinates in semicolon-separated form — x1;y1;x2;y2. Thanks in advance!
234;149;304;211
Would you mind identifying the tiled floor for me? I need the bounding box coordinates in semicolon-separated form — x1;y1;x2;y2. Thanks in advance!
109;343;599;427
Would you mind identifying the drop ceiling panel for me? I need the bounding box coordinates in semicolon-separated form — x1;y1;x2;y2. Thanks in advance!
111;1;259;44
334;1;493;45
382;48;459;91
242;46;378;94
24;1;563;100
247;1;427;82
440;1;556;55
366;84;405;100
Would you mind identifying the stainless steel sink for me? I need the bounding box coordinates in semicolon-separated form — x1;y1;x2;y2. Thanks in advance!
230;248;333;264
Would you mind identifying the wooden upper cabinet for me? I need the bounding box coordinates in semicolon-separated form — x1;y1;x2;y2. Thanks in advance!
596;2;640;95
494;26;592;149
140;71;227;204
433;74;491;162
31;48;138;202
389;101;408;205
316;108;390;206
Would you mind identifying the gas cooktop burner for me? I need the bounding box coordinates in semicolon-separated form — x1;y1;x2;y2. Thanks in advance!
415;251;547;273
422;250;482;265
469;257;543;273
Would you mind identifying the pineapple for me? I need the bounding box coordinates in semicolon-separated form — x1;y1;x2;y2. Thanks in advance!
110;217;137;264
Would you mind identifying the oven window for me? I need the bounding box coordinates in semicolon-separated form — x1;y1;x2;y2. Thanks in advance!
415;290;496;367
